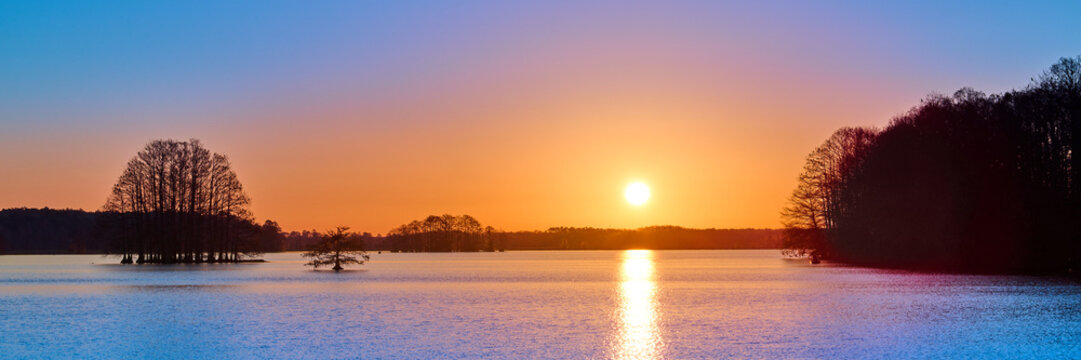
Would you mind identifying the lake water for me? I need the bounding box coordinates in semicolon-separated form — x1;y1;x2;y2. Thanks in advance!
1;250;1080;359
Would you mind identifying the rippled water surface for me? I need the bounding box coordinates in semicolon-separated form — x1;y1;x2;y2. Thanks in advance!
2;250;1081;359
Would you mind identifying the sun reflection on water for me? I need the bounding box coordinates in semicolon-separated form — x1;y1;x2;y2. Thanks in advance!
614;249;663;360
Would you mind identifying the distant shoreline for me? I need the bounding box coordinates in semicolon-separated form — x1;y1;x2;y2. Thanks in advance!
1;208;782;256
0;248;784;256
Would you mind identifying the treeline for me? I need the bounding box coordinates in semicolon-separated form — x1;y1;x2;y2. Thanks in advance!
0;207;288;255
384;214;497;252
0;208;102;254
498;226;780;250
376;215;779;251
782;56;1081;274
2;208;782;254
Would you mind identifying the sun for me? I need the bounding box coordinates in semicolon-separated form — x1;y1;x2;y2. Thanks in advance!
625;182;651;206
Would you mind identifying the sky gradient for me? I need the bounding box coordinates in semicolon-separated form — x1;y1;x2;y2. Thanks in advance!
2;0;1080;232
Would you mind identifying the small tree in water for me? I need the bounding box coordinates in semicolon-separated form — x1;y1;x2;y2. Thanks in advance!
303;226;369;271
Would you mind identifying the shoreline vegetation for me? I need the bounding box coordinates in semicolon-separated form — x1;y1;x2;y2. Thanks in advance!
782;56;1081;275
0;139;779;261
6;57;1077;275
101;140;258;264
0;208;780;256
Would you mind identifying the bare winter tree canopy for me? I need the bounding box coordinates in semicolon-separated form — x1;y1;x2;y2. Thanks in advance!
386;214;495;252
102;139;258;264
781;56;1081;274
780;127;877;257
303;226;370;271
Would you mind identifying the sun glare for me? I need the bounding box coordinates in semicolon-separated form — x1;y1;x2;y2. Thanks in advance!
614;249;662;359
625;182;651;206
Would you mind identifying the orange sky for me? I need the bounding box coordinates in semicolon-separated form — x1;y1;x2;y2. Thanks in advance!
0;70;940;233
2;1;1076;232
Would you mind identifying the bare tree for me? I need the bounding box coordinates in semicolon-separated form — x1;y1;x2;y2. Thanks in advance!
303;226;369;271
103;139;255;264
386;214;490;252
780;127;877;257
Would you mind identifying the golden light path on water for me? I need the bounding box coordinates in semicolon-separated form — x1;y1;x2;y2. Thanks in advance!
614;249;663;360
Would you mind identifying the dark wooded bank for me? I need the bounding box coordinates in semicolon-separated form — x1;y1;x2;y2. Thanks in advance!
0;209;779;254
782;56;1081;274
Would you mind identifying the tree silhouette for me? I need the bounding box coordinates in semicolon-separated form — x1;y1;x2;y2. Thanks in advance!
303;226;369;271
101;139;258;264
781;56;1081;274
780;127;876;257
386;214;488;252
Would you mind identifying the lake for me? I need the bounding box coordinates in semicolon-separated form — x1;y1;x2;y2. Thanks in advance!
1;250;1080;359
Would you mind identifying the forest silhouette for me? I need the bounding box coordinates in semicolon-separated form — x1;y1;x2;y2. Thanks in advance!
0;138;781;257
99;139;263;263
8;58;1080;274
782;56;1081;274
0;206;778;254
0;208;779;255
